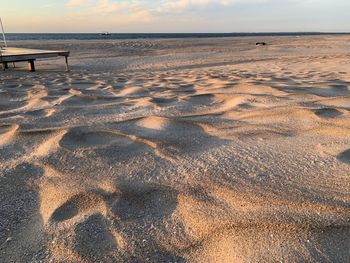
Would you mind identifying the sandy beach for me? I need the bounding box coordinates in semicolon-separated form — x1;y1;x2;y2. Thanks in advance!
1;35;350;262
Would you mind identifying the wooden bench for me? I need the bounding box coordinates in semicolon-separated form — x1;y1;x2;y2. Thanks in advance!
0;47;70;72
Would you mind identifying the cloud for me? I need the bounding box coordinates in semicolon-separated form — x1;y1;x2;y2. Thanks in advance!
158;0;266;11
66;0;86;7
64;0;156;29
62;0;304;31
93;0;143;14
66;0;145;15
65;0;270;17
152;0;288;16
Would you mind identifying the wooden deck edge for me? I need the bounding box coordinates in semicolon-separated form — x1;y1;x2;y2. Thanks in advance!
1;48;70;72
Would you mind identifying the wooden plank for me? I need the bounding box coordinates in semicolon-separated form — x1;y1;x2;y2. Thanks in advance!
0;47;69;63
1;47;69;56
1;51;70;58
1;53;65;62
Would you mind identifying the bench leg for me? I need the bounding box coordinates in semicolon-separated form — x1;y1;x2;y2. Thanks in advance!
2;62;8;69
65;56;69;72
28;60;35;72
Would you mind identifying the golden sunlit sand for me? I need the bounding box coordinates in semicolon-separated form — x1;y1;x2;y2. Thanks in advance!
0;36;350;262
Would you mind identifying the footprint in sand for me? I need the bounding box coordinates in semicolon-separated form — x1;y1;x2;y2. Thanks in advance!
50;192;106;222
111;182;178;221
48;182;178;260
49;182;178;223
116;116;228;155
60;95;121;107
187;94;215;106
74;214;118;260
337;149;350;164
0;100;27;113
151;97;178;107
59;128;132;150
314;108;343;118
24;108;56;118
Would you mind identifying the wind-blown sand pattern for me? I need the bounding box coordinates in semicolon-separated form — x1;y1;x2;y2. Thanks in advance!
0;36;349;262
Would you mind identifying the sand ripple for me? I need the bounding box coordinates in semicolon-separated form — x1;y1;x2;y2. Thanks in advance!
1;36;349;262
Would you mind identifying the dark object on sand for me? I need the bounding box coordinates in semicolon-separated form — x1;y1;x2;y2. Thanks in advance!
256;42;267;46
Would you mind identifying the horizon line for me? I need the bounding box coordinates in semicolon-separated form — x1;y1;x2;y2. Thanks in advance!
5;32;350;34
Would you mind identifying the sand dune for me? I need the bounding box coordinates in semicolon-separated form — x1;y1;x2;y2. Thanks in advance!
0;36;349;262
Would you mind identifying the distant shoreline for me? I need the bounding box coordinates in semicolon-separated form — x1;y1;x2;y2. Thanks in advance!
5;32;350;41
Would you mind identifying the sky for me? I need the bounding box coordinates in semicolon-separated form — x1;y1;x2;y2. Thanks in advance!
1;0;350;33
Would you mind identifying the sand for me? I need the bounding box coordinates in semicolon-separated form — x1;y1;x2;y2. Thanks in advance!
0;35;349;262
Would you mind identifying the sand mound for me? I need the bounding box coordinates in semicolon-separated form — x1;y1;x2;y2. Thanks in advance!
136;116;171;130
232;84;288;96
34;130;66;157
0;124;19;147
117;86;146;96
318;97;350;108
